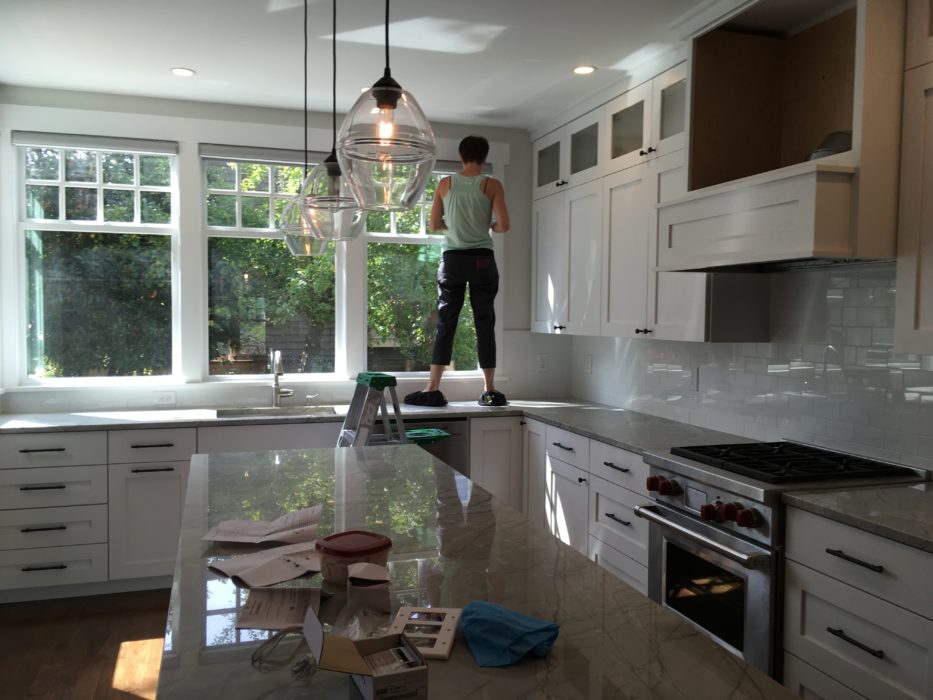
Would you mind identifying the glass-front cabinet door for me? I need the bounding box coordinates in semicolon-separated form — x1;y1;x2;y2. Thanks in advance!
533;128;567;200
602;81;652;174
566;112;602;187
651;62;687;157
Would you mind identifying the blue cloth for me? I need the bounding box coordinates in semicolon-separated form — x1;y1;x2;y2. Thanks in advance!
460;600;559;667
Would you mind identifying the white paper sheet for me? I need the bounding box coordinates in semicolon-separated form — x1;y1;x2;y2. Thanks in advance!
202;505;323;544
236;587;322;630
209;542;322;588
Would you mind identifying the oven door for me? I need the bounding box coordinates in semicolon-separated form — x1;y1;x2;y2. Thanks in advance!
636;502;776;675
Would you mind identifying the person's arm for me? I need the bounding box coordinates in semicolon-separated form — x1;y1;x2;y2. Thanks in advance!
489;179;510;233
429;177;450;232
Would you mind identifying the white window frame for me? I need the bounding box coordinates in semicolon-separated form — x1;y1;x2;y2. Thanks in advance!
14;137;178;385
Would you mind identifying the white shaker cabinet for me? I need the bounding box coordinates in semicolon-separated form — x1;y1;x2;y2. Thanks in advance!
547;454;589;555
905;0;933;70
468;416;524;513
533;110;603;200
524;418;548;531
530;180;603;335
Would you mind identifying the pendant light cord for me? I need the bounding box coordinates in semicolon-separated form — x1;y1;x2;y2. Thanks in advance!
303;0;308;176
331;0;337;149
385;0;390;71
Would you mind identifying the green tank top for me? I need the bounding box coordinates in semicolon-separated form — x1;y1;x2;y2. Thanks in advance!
442;174;493;251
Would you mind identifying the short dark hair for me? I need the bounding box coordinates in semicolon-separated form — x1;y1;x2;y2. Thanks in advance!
459;135;489;164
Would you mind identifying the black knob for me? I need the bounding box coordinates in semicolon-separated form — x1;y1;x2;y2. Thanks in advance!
577;477;587;484
553;324;566;330
556;180;568;187
639;149;648;156
647;146;657;154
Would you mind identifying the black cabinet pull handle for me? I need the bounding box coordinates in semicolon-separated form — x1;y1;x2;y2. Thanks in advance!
556;180;568;187
519;421;526;426
130;467;176;474
131;443;174;449
18;447;66;454
552;442;574;452
577;477;587;484
634;328;653;334
553;324;566;330
22;564;67;572
825;548;884;573
826;627;884;659
21;525;67;533
603;461;630;473
639;149;648;156
647;146;657;153
20;484;67;491
605;512;631;527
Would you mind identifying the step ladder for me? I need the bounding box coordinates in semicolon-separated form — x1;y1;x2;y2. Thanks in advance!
337;372;408;447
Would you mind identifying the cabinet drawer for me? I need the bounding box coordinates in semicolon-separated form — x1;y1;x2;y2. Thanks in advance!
784;560;933;700
783;653;868;700
0;432;106;469
589;440;648;495
544;425;588;470
0;465;107;510
588;535;648;595
0;543;108;591
787;507;933;620
0;504;108;550
588;474;648;565
109;428;197;464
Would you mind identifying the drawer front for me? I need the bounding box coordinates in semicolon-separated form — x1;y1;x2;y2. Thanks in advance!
0;464;108;510
0;432;106;469
589;440;648;495
783;653;868;700
588;474;648;565
0;543;108;591
588;535;648;595
544;425;589;470
787;507;933;619
108;428;197;464
784;560;933;700
0;504;108;550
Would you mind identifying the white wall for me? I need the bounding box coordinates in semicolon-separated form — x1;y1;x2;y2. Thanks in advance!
571;263;933;470
0;86;571;413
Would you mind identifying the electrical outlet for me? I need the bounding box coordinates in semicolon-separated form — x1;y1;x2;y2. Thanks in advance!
536;354;548;372
153;391;176;406
584;354;593;375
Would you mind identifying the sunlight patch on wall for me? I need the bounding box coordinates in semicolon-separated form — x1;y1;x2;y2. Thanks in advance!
335;18;507;54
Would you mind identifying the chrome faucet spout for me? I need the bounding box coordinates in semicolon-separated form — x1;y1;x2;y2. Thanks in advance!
270;350;294;407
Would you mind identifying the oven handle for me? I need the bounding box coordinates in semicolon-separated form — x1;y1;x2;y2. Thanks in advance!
634;504;772;570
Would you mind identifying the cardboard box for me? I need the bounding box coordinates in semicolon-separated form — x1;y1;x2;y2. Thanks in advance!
303;607;428;700
347;562;391;614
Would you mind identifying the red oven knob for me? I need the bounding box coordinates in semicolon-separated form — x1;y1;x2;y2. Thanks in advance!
720;502;743;521
699;504;720;521
646;476;661;492
736;507;763;528
657;479;678;496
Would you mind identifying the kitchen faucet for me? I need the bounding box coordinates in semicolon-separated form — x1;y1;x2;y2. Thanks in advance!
271;349;294;407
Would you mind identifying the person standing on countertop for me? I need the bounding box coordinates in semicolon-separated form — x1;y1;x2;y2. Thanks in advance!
404;135;511;408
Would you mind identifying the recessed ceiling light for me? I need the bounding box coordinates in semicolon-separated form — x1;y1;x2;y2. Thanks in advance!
171;67;196;78
573;65;596;75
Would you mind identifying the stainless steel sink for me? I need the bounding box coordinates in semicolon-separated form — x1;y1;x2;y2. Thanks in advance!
215;405;337;417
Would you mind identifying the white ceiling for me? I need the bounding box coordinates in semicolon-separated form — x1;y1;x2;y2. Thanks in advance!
0;0;703;130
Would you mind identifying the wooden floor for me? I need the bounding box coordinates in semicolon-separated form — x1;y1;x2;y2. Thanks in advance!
0;589;170;700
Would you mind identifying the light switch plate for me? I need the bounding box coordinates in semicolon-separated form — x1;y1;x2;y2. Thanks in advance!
153;391;176;406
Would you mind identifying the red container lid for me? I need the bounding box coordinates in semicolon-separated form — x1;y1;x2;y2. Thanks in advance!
315;530;392;557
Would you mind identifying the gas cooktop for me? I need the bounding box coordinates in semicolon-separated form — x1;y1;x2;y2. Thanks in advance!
670;441;920;485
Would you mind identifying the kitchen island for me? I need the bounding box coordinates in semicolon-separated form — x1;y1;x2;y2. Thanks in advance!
158;444;795;699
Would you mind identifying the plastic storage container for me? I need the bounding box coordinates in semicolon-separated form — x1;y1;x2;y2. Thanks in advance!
315;530;392;584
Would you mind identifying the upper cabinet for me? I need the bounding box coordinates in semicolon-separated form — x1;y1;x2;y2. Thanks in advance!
533;111;602;200
657;0;906;271
602;63;687;175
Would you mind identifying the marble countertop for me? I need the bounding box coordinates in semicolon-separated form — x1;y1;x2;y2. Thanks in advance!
783;482;933;554
158;445;794;699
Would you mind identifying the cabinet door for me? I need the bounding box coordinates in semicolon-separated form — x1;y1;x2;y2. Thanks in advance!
197;422;341;453
546;456;589;555
524;419;548;531
469;417;524;512
650;63;687;157
533;128;568;200
896;63;933;354
646;150;708;341
566;111;602;187
108;428;197;464
601;163;650;336
108;460;190;579
602;81;652;175
530;192;569;333
566;180;603;335
906;0;933;70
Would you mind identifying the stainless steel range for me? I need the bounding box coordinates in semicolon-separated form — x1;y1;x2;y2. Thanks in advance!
635;440;928;679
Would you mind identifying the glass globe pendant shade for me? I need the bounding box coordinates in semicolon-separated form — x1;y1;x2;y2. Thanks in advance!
278;197;327;256
297;152;365;240
336;70;436;211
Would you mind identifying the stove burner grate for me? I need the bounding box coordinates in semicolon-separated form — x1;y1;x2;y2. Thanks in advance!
670;442;917;484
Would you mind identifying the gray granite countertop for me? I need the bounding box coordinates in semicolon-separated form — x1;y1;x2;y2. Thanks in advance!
783;482;933;554
158;445;794;699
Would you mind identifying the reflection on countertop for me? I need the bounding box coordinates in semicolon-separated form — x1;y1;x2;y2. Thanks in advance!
158;444;795;699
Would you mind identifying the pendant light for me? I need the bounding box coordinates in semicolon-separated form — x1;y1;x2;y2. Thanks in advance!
278;0;324;255
297;0;365;240
336;0;436;211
